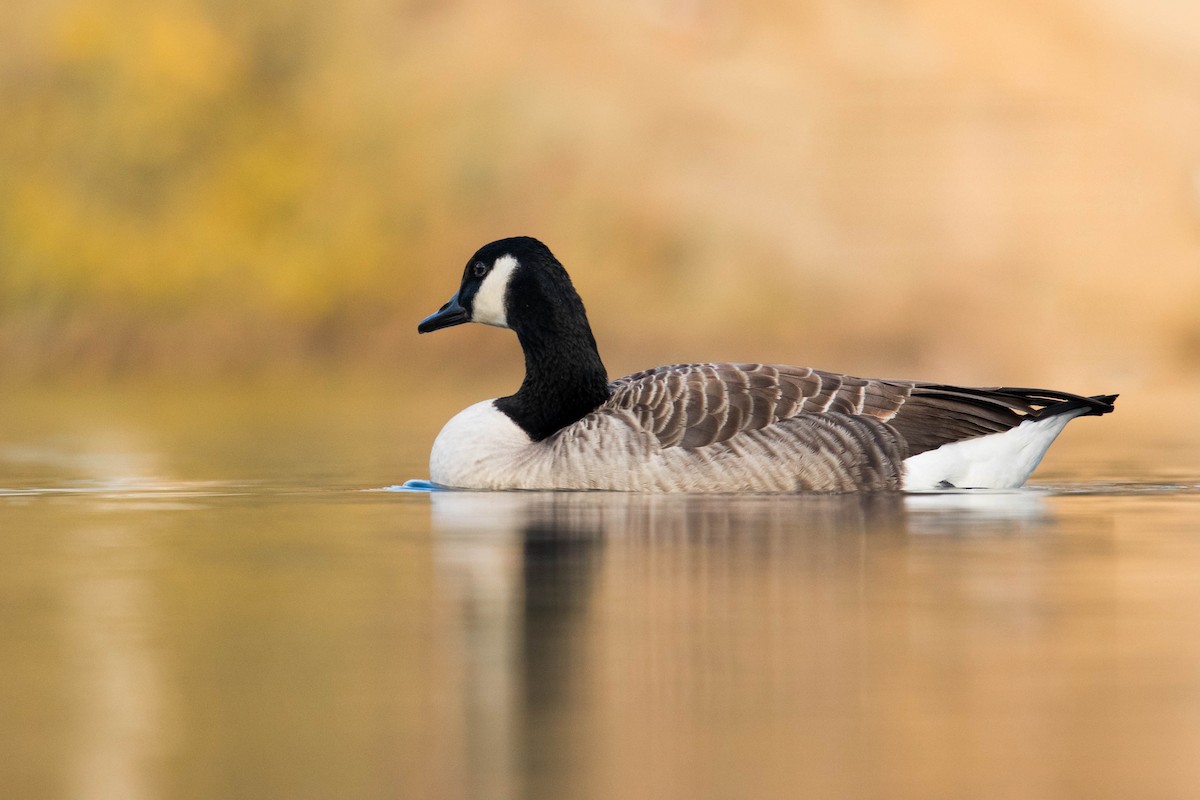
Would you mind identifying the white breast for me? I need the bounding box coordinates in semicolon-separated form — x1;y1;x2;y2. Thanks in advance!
429;401;647;490
429;400;532;488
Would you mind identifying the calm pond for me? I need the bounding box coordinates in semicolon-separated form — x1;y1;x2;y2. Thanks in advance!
2;378;1199;800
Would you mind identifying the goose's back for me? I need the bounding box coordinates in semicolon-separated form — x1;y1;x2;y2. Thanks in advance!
605;363;910;447
604;362;1107;457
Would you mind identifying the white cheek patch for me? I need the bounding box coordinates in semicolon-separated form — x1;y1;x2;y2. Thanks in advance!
471;254;518;328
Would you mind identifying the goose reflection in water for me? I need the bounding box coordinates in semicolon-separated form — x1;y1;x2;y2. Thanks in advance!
426;489;1052;798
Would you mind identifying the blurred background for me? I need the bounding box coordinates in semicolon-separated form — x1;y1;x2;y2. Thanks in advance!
3;0;1198;392
5;6;1200;799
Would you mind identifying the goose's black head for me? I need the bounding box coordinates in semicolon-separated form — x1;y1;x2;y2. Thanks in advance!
417;236;591;343
418;236;610;440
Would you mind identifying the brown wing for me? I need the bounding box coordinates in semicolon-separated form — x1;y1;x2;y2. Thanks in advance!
604;363;911;448
605;363;1115;456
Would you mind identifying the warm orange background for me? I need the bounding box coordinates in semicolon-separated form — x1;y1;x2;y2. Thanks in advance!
2;0;1198;392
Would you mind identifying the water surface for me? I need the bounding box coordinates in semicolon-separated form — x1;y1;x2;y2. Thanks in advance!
2;380;1199;799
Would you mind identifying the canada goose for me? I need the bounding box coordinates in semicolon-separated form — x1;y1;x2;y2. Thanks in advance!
417;237;1116;492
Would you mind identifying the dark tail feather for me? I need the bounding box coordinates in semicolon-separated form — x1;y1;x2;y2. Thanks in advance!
1034;392;1118;419
892;385;1116;457
1087;393;1118;414
918;385;1118;419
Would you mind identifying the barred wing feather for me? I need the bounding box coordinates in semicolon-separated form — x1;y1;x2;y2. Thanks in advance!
604;362;1115;457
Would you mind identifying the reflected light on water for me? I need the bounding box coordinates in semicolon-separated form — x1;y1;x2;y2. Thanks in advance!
418;487;1200;799
2;383;1200;799
430;491;909;798
66;523;171;800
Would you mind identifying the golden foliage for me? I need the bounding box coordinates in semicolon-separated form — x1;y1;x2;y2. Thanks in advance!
1;0;1198;381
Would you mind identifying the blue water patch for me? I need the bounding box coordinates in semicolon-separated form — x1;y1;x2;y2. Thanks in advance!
377;479;441;493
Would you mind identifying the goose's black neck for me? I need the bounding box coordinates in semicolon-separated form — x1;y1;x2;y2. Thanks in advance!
494;293;611;442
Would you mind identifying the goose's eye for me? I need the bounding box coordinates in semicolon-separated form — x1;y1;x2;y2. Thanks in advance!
472;261;488;278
